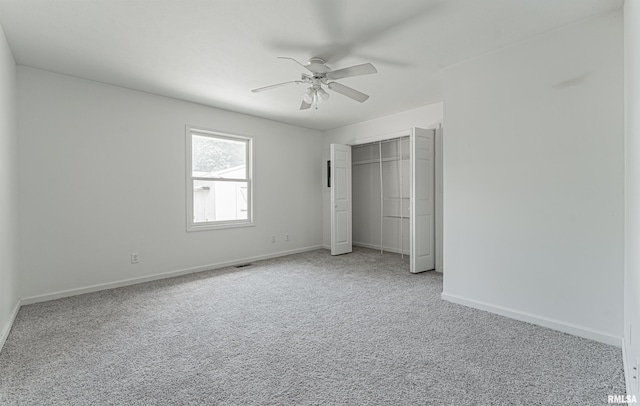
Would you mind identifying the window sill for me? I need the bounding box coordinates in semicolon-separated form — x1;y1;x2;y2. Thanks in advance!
187;220;255;232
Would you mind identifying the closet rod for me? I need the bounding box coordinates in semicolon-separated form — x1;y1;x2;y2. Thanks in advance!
353;135;409;148
352;156;407;166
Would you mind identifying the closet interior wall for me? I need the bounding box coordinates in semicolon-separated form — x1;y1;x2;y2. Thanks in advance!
352;137;410;255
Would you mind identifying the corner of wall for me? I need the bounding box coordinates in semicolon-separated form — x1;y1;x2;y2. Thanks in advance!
0;20;20;355
624;0;640;399
0;300;20;353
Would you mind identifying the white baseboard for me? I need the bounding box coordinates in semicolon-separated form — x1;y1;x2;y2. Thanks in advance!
322;242;409;255
353;241;410;256
0;299;21;354
20;245;324;306
441;292;622;347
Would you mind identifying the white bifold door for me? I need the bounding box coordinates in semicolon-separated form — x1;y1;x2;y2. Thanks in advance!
330;144;352;255
410;128;435;273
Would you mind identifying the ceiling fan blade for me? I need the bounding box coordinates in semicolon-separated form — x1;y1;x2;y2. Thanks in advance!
327;82;369;103
277;56;314;73
326;63;377;80
300;100;312;110
252;80;302;93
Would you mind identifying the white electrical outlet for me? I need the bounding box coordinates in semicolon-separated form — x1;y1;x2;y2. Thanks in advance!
131;253;139;264
285;234;290;242
271;236;276;243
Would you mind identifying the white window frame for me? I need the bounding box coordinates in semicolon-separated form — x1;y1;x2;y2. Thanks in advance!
186;126;255;231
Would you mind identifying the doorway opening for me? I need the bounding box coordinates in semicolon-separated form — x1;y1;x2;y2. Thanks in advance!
330;127;439;273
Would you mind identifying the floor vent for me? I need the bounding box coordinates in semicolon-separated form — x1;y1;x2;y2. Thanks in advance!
235;263;252;268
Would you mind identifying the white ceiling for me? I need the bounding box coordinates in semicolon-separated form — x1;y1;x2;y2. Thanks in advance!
0;0;623;131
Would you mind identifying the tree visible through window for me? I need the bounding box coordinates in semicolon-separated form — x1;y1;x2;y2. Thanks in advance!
187;127;253;231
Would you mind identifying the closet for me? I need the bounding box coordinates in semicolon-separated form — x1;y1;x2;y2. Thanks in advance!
352;137;410;255
330;127;435;273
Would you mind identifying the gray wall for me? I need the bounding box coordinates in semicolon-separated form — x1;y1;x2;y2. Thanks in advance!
624;0;640;398
0;23;18;347
17;67;324;300
441;10;624;345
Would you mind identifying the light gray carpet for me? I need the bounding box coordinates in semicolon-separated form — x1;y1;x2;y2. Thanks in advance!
0;247;625;405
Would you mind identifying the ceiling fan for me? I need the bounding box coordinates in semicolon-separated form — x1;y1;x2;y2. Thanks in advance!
251;57;377;110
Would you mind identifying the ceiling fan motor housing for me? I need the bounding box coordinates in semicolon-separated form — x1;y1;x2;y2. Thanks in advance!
306;58;331;74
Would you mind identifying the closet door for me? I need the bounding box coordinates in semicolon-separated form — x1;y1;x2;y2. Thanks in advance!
331;144;352;255
410;128;435;273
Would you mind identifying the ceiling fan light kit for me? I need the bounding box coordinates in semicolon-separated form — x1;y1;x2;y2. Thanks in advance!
252;57;377;110
317;88;329;100
303;88;315;105
302;86;329;110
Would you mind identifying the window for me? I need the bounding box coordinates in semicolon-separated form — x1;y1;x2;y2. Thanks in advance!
186;126;254;231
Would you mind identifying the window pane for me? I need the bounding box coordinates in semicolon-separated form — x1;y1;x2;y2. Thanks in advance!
193;180;249;223
192;135;247;178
